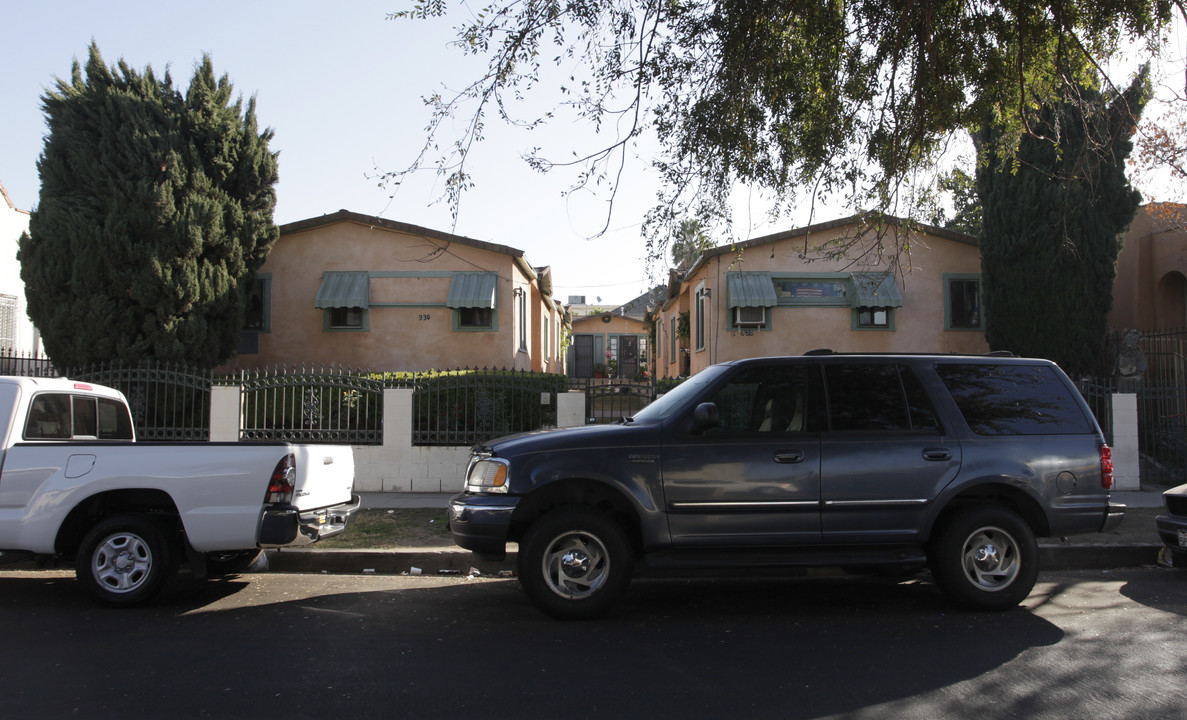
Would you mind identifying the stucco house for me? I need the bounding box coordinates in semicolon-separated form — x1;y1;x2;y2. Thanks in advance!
1110;203;1187;332
654;214;988;378
0;180;43;357
566;287;666;379
218;210;566;374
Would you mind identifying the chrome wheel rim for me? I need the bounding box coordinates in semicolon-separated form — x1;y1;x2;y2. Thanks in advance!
960;525;1020;592
541;530;610;600
92;532;153;594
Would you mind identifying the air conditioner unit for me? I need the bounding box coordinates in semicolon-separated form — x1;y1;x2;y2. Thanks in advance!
733;306;766;327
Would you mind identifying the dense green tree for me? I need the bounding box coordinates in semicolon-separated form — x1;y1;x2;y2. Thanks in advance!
390;1;1174;262
976;72;1148;376
18;43;279;368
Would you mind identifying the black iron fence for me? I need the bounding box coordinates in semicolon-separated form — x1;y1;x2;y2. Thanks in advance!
237;365;383;444
0;353;585;446
1137;327;1187;486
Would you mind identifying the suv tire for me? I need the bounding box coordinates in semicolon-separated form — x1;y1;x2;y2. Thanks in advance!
518;506;634;620
929;505;1038;610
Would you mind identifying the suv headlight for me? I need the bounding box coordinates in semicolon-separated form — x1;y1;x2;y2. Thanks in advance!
465;457;510;494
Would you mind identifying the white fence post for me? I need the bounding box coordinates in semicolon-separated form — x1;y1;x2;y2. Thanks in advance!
557;390;586;428
1111;392;1140;491
209;385;241;442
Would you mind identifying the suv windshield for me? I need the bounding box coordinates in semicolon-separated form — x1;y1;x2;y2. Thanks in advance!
631;365;731;423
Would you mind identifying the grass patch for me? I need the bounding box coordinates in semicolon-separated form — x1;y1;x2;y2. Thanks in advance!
318;508;453;549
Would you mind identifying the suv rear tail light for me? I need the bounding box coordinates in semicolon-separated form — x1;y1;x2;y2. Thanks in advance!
1099;443;1114;490
266;453;296;504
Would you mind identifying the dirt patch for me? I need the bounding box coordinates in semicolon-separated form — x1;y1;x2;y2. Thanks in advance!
318;508;453;549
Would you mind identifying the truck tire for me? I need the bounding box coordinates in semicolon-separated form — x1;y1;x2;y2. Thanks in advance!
518;506;634;620
77;514;176;607
929;505;1038;610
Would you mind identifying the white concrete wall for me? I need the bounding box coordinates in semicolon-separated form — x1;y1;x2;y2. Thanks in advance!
1111;393;1140;491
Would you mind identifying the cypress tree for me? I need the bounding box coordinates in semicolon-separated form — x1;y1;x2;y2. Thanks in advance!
18;43;279;368
976;73;1147;377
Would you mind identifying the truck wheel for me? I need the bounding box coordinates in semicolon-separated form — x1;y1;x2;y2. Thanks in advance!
77;515;176;607
929;505;1038;610
518;507;634;620
205;550;265;577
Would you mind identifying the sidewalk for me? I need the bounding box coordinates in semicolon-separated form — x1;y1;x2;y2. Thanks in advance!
263;486;1173;576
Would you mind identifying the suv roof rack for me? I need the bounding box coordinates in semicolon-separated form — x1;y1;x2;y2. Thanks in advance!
803;348;835;356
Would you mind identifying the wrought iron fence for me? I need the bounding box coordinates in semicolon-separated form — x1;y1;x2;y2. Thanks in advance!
1137;327;1187;486
0;351;56;377
71;361;212;441
571;377;657;424
238;365;383;444
394;368;569;445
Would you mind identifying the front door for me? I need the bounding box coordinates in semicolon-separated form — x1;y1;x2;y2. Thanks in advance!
619;336;639;378
573;335;595;378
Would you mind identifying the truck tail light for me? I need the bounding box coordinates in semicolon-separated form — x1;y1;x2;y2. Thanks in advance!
1099;443;1114;490
266;454;296;504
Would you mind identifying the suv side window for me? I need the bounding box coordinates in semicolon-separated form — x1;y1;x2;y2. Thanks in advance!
935;363;1093;435
705;364;823;434
825;363;940;432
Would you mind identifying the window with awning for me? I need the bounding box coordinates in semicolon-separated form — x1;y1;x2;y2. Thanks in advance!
447;272;498;331
446;272;498;309
851;272;903;309
727;272;778;308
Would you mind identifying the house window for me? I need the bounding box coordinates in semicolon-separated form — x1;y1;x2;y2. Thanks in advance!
944;274;983;330
855;306;893;329
669;316;677;365
695;286;706;351
329;307;366;329
517;290;527;351
0;294;17;350
726;272;776;329
457;307;494;330
774;276;850;306
243;275;271;332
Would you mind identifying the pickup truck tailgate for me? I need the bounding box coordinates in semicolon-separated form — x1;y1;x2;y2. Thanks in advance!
290;445;356;511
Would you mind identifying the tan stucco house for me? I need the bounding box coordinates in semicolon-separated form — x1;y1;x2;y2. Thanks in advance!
654;214;988;378
219;210;566;373
1111;203;1187;332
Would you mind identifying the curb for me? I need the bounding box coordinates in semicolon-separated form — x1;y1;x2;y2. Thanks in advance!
263;543;1168;577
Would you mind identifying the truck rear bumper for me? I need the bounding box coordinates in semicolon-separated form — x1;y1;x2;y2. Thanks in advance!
259;495;362;547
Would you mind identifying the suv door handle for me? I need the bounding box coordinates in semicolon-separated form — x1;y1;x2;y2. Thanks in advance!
774;450;805;464
923;447;953;462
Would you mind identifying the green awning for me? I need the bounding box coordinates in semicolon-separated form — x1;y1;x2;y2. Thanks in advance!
314;272;370;308
727;272;778;308
851;272;903;308
446;272;498;309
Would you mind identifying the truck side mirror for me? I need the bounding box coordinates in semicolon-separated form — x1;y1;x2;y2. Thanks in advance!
691;402;721;435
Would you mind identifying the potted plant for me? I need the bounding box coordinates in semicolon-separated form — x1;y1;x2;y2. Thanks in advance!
592;363;607;378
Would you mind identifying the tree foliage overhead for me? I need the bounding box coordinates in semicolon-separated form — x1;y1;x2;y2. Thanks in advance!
390;0;1173;261
18;43;279;369
977;72;1148;376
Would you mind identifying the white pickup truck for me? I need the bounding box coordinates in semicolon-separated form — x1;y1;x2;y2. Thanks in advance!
0;375;360;606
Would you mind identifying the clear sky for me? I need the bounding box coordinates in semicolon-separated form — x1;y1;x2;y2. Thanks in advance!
0;0;735;307
2;3;1182;308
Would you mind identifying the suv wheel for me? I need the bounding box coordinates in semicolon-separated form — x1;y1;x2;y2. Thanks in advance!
518;506;634;620
929;505;1038;610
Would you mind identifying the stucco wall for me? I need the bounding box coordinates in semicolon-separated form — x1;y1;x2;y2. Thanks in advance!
219;216;545;373
1111;205;1187;331
655;219;987;377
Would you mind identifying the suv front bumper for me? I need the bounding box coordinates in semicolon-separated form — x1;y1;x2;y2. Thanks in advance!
448;492;520;560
